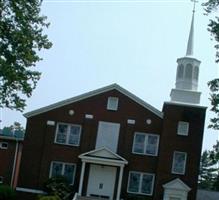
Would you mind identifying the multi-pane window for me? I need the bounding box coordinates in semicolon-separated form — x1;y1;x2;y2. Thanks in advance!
107;97;119;111
127;172;155;195
172;151;187;175
50;161;76;184
132;133;159;156
177;121;189;136
55;123;81;146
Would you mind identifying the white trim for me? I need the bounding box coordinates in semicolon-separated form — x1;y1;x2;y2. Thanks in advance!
127;171;155;196
85;114;94;119
81;156;127;167
164;101;207;109
79;147;128;164
24;84;163;118
16;187;46;194
47;120;55;126
171;151;187;175
0;142;8;149
0;176;3;184
132;132;160;156
54;122;82;147
11;141;19;186
127;119;135;125
49;161;77;185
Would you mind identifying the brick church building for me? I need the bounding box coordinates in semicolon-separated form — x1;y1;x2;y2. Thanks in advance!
16;5;206;200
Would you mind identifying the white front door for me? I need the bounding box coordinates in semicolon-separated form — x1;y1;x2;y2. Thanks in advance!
87;164;117;199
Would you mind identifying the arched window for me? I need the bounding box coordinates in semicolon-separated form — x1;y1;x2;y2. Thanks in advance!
177;64;184;79
185;64;193;80
194;66;199;81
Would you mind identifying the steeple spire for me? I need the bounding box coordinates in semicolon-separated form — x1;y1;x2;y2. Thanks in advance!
170;0;202;104
186;0;198;56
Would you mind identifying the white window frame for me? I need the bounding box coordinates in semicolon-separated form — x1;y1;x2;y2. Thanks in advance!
49;161;76;185
0;142;8;149
0;176;3;184
132;132;159;156
54;122;82;146
177;121;189;136
107;97;119;111
171;151;187;175
127;171;155;196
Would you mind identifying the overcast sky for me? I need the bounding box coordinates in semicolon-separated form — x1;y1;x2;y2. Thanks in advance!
1;0;218;150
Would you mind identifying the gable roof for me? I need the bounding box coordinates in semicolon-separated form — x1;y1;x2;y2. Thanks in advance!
163;178;191;192
24;83;163;118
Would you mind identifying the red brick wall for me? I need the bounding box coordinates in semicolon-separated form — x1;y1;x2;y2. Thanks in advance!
0;138;17;185
154;103;206;200
18;89;162;198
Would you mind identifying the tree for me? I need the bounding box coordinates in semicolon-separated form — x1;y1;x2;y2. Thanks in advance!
199;149;218;190
202;1;219;130
1;121;25;138
0;0;52;111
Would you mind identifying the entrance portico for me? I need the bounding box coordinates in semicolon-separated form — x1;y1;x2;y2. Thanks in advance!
78;147;128;200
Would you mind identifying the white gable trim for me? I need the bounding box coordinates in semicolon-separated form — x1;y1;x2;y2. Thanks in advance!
163;178;191;191
24;84;163;118
79;147;128;166
163;178;191;200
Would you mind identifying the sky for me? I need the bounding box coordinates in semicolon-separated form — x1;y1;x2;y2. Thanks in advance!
1;0;218;151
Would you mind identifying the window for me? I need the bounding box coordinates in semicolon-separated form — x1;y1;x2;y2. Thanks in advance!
107;97;119;111
194;66;199;81
50;161;76;184
177;121;189;136
177;64;184;79
0;176;3;184
132;133;159;156
0;142;8;149
172;151;187;175
55;123;81;146
127;171;155;195
185;64;193;80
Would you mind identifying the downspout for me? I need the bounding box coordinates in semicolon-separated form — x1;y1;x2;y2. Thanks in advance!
11;140;19;187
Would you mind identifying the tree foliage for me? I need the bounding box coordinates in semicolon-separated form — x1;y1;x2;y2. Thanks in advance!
202;1;219;131
0;0;52;111
199;149;218;190
1;121;25;138
43;176;73;200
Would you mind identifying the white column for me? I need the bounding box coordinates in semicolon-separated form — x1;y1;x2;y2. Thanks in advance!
78;161;86;196
116;165;124;200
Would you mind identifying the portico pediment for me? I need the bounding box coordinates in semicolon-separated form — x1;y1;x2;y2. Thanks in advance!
163;178;191;192
79;147;128;166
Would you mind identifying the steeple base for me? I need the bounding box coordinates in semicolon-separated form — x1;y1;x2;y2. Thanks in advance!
170;89;201;104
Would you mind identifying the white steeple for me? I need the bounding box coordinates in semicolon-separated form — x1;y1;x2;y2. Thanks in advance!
170;0;201;104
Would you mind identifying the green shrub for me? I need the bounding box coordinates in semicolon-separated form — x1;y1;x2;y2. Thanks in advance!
38;195;61;200
0;185;16;200
43;176;73;200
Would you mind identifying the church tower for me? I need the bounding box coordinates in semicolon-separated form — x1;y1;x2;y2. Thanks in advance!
155;2;207;200
170;3;201;104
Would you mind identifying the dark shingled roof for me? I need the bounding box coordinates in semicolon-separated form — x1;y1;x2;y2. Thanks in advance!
197;189;219;200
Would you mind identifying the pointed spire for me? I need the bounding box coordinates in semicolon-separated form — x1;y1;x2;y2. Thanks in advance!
186;0;197;56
